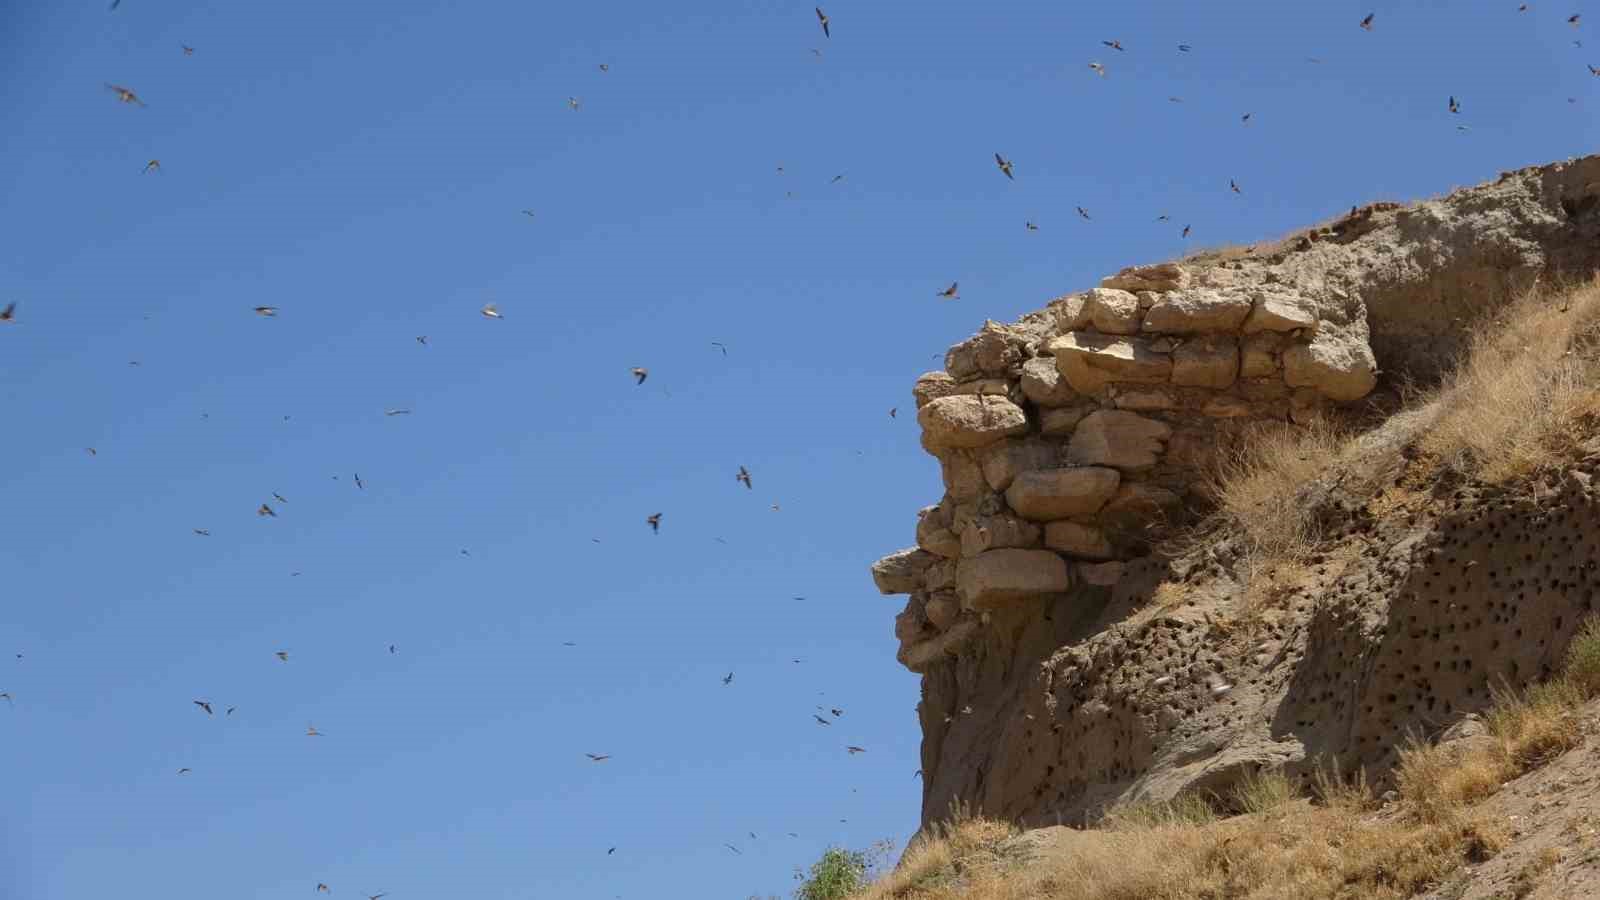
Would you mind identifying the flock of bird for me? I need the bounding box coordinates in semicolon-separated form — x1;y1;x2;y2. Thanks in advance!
8;2;1600;897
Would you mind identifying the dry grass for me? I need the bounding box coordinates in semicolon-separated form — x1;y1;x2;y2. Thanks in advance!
853;619;1600;900
1416;280;1600;483
1198;421;1349;563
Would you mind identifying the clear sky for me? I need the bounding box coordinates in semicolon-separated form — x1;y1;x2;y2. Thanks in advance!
2;1;1598;898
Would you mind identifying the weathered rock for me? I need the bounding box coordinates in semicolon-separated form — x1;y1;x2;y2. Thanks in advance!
1082;288;1144;335
1142;288;1253;333
916;505;963;558
1049;333;1173;394
913;371;959;408
1005;467;1121;521
955;549;1071;609
979;438;1059;492
871;548;935;594
946;321;1030;379
924;592;961;630
1066;411;1173;470
1243;291;1318;333
1077;560;1125;586
919;395;1030;449
1019;357;1079;407
1282;330;1379;402
960;513;1044;557
938;450;989;501
893;600;931;642
950;378;1017;399
1102;263;1187;293
1170;336;1240;389
1050;293;1092;331
1043;521;1115;560
1040;404;1094;436
897;619;979;672
1239;332;1285;378
1097;483;1184;532
1110;387;1177;411
1200;395;1258;418
924;559;958;591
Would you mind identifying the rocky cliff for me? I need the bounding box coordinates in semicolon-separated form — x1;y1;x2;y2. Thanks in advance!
871;155;1600;830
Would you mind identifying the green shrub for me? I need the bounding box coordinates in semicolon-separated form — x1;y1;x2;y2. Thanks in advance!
793;846;870;900
1564;615;1600;697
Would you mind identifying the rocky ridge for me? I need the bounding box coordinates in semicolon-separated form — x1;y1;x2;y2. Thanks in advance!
871;155;1600;829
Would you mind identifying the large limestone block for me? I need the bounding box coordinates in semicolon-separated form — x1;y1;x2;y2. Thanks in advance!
959;513;1043;556
1171;336;1240;389
1243;291;1317;333
916;505;962;558
1142;288;1252;334
913;371;959;408
1043;521;1115;560
1040;405;1094;435
919;395;1030;449
1098;483;1184;532
1020;357;1079;407
1066;410;1173;470
1240;332;1285;378
956;549;1071;609
1005;467;1121;521
872;548;935;594
1049;332;1173;395
979;438;1059;492
938;450;989;501
1102;263;1188;293
1282;331;1378;402
1110;388;1177;411
1082;288;1143;335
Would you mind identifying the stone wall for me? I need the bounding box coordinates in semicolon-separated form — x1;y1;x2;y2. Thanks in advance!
873;260;1377;673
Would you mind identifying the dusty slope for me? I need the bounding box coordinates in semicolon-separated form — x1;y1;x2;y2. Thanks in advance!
870;153;1600;831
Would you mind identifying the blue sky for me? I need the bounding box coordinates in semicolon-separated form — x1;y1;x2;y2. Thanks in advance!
2;1;1598;897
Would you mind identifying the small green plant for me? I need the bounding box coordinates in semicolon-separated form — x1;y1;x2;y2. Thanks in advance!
1565;615;1600;697
793;841;893;900
1231;767;1296;815
1103;791;1217;830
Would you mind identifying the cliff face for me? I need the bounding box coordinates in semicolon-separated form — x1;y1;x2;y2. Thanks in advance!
872;155;1600;830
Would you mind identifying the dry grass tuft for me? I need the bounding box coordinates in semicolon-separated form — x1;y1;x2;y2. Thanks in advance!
1418;280;1600;483
1196;421;1349;564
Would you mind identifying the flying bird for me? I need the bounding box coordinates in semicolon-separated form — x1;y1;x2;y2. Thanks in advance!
105;83;145;106
142;159;161;174
813;715;831;726
598;63;610;72
846;746;866;755
722;672;734;685
86;448;97;456
608;847;616;855
317;886;330;894
1178;43;1192;51
1076;206;1092;220
711;341;728;355
737;466;752;489
182;45;194;55
1088;61;1106;76
1182;224;1192;238
994;153;1014;179
481;303;503;319
830;174;845;184
830;708;843;717
1241;113;1252;124
416;335;428;345
192;528;210;536
520;209;536;217
226;706;236;716
0;692;11;705
0;302;13;323
1571;13;1582;26
1102;40;1124;51
631;367;648;384
585;753;611;761
568;96;581;111
177;767;191;774
354;473;365;490
1360;12;1375;29
384;409;411;416
257;503;276;518
194;700;213;715
306;725;323;736
889;408;897;418
1025;221;1039;230
815;6;829;38
1449;95;1461;113
647;513;661;533
937;282;959;300
253;306;278;317
724;844;742;855
272;492;287;504
1230;179;1241;193
365;894;386;900
275;651;289;661
389;644;397;654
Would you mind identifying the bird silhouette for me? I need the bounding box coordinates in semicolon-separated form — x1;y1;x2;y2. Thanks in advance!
385;409;411;416
722;672;734;685
192;529;210;536
631;367;648;384
937;282;959;300
1026;221;1039;230
416;335;428;345
142;159;161;174
272;492;288;504
585;753;611;762
105;83;145;106
646;513;661;533
1360;12;1375;29
177;767;191;775
354;473;365;490
1178;43;1192;51
724;844;742;855
846;746;866;754
815;6;829;38
182;45;194;55
814;715;831;726
1230;179;1242;194
1088;61;1106;76
0;303;13;323
1076;206;1092;220
481;303;503;319
711;341;728;356
306;725;323;736
275;651;289;661
257;504;276;518
316;885;329;894
568;96;581;111
253;306;278;317
1102;40;1124;51
1571;13;1582;26
1183;224;1192;238
994;153;1014;179
737;466;752;489
194;700;212;715
889;407;897;418
1449;95;1461;113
